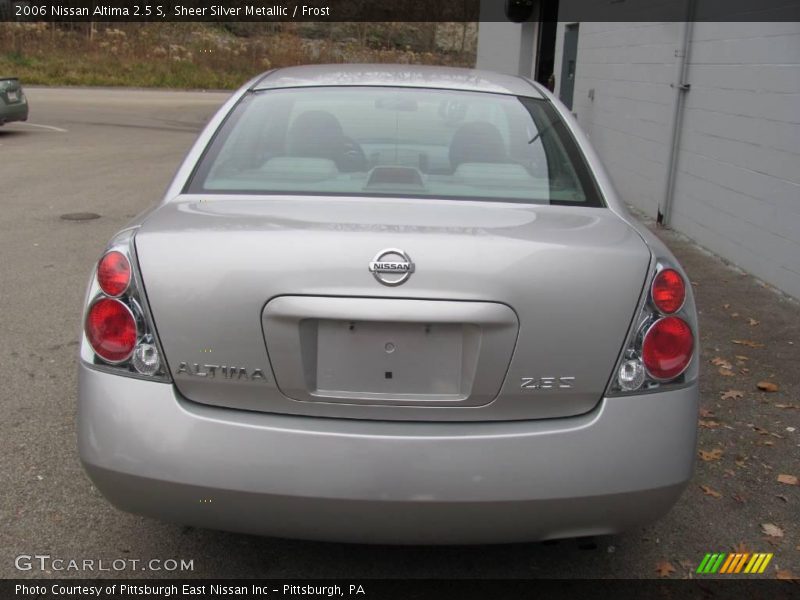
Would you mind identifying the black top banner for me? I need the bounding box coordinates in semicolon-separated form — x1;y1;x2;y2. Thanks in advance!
2;0;799;22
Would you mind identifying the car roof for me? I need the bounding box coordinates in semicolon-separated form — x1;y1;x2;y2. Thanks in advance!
251;64;543;98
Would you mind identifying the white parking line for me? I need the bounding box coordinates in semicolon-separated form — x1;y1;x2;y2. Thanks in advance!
15;122;68;133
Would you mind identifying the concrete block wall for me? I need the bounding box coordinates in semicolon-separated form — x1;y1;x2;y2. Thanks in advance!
552;21;800;299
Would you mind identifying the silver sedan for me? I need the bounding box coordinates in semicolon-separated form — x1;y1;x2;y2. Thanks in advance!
78;64;699;544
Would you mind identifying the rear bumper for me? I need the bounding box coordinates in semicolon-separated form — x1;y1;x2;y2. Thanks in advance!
78;363;698;544
0;100;28;124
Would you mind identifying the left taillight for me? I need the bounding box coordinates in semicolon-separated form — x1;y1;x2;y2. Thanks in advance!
608;261;697;395
81;230;170;381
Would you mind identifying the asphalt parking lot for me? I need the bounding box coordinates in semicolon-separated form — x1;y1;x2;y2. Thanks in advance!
0;87;797;580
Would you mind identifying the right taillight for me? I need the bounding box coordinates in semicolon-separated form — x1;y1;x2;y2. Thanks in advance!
609;262;697;394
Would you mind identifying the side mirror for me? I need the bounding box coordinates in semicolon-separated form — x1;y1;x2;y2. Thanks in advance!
505;0;536;22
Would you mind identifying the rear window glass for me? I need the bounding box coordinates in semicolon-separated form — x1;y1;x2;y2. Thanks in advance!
187;86;602;207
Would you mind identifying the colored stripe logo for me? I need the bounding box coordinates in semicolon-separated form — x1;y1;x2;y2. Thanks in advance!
697;552;773;574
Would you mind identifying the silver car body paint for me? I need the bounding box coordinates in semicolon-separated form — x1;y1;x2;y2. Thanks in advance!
134;198;654;421
79;362;697;544
79;65;699;543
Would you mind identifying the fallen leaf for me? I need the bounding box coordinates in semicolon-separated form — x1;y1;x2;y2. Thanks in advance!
776;494;788;503
732;339;765;348
719;367;736;377
775;404;800;410
740;368;751;374
748;318;760;326
720;389;745;400
735;355;749;361
777;474;799;486
757;440;775;446
711;357;733;368
731;493;746;504
699;419;720;429
723;303;731;309
699;408;715;418
761;523;784;538
731;312;740;318
757;381;780;392
776;570;795;580
655;560;676;578
753;426;771;435
699;448;724;462
700;485;722;498
733;542;749;553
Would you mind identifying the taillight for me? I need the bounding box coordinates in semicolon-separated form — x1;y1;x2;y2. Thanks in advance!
81;231;169;381
608;260;697;395
97;251;131;297
642;316;693;380
651;268;685;314
85;298;137;363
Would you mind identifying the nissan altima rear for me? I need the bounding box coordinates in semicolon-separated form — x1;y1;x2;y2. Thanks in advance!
78;65;699;544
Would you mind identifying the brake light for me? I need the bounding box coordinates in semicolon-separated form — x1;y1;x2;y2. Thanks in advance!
85;298;137;363
642;316;694;380
651;268;685;314
97;251;131;297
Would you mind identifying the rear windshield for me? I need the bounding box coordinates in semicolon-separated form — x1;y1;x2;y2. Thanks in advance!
187;86;603;207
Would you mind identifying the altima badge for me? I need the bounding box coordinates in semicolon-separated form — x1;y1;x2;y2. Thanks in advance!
176;362;266;381
369;248;414;286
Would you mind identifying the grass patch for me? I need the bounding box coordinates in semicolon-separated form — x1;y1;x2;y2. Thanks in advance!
0;53;251;89
0;23;476;90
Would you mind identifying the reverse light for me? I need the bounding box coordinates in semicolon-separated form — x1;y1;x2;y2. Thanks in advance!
132;342;161;376
642;316;694;380
617;359;645;391
85;298;137;363
97;250;131;297
651;268;685;314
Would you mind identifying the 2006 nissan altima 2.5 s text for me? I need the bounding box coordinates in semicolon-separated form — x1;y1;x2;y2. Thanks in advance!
78;64;699;544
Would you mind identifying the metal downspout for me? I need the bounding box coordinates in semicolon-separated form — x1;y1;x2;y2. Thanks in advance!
658;5;695;227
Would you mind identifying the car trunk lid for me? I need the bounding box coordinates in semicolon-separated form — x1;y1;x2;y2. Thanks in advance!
135;195;651;421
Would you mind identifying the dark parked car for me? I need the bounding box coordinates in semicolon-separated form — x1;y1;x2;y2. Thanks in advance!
0;78;29;125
